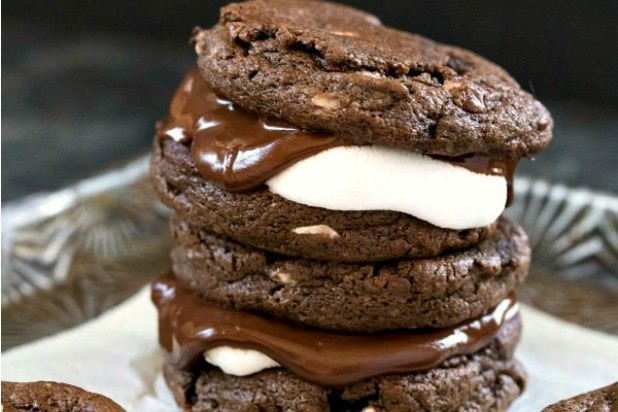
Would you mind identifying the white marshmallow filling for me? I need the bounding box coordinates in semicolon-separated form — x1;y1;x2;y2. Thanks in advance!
266;146;507;230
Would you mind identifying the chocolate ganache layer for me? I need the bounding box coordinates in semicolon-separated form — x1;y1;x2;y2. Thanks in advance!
159;69;340;192
158;69;517;201
153;274;520;387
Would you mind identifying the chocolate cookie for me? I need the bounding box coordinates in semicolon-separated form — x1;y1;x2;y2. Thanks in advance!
542;382;618;412
194;0;552;159
170;215;529;332
152;136;495;262
1;381;124;412
163;314;524;412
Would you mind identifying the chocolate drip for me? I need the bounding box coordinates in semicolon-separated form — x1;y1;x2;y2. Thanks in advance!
153;274;519;387
159;69;516;202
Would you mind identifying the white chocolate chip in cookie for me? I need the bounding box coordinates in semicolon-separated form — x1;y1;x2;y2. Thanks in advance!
443;80;465;92
360;70;383;79
311;93;341;110
292;225;340;239
269;269;296;285
361;407;379;412
330;30;359;37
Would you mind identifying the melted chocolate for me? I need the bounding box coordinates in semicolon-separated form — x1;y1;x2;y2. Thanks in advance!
159;69;341;191
159;69;516;202
153;274;519;387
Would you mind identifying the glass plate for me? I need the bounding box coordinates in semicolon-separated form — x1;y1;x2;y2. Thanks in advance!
2;155;617;350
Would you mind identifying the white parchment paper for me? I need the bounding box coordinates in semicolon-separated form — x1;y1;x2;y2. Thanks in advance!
2;288;617;411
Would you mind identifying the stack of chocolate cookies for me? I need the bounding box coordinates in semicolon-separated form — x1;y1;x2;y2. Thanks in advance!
151;1;552;410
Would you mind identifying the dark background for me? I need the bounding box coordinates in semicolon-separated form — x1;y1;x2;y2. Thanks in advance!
3;0;618;200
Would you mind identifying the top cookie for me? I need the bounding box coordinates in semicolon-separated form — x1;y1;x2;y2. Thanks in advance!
194;0;552;159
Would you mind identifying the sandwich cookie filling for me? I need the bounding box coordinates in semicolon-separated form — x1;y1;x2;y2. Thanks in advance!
159;69;516;230
153;274;520;387
268;147;509;230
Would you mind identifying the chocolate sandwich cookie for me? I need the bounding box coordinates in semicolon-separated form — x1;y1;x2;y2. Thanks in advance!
194;0;552;159
1;381;125;412
542;382;618;412
154;277;525;411
149;0;552;410
152;134;496;263
170;215;529;332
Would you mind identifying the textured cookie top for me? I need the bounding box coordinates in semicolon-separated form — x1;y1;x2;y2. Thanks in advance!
194;0;553;159
542;382;618;412
1;381;125;412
